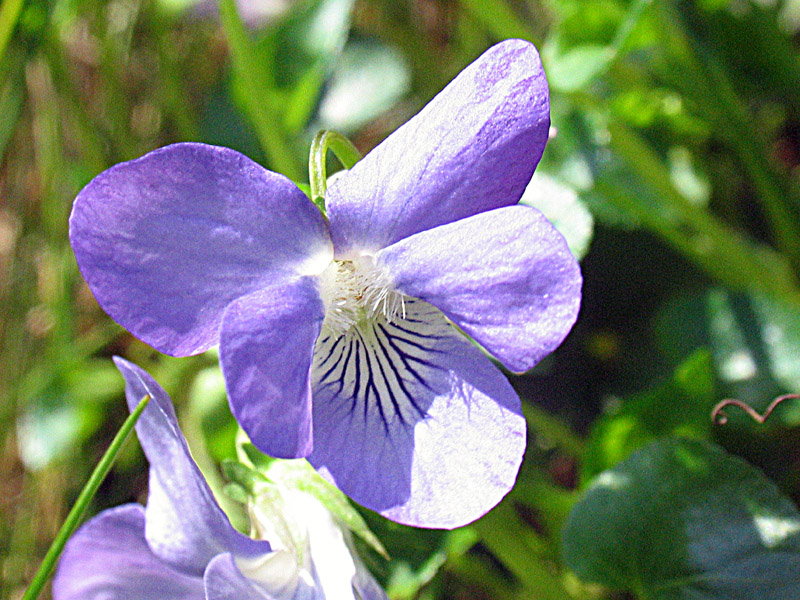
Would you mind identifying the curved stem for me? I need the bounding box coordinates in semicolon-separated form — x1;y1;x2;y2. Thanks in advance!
308;130;361;214
711;394;800;425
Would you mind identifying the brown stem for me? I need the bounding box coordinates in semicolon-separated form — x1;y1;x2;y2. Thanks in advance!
711;394;800;425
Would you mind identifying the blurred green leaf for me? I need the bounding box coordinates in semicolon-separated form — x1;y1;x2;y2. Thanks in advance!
252;0;354;133
544;44;613;93
595;121;800;307
16;397;83;471
189;366;239;463
314;38;410;134
656;289;800;427
261;0;353;88
564;437;800;598
520;171;594;260
15;360;124;470
582;350;716;482
543;0;652;92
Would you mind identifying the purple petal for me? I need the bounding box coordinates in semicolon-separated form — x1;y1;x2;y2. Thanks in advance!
326;39;550;257
377;205;582;373
114;357;271;574
308;300;526;529
220;277;325;459
71;143;332;356
52;504;204;600
204;554;275;600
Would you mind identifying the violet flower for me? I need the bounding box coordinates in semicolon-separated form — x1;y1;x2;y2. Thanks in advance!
53;358;387;600
69;39;582;528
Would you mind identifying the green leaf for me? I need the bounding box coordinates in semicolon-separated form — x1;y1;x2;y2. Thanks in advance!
656;289;800;427
544;44;614;93
519;171;594;260
263;0;354;89
564;437;800;598
314;38;411;134
237;439;388;559
189;366;239;463
582;350;716;482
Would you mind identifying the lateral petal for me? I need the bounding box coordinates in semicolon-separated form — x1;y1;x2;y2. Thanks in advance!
326;39;549;257
52;504;204;600
308;300;526;529
377;205;582;373
115;358;270;575
220;277;325;459
71;143;332;356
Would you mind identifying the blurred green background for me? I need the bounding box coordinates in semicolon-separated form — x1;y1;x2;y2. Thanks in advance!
3;0;800;598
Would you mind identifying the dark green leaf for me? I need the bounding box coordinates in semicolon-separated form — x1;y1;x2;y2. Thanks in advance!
582;350;716;482
564;437;800;599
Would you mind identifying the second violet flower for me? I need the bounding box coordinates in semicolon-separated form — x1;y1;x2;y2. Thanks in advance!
69;39;582;528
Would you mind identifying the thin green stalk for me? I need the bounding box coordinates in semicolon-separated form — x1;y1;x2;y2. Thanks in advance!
0;0;24;66
21;395;151;600
308;129;361;212
218;0;302;180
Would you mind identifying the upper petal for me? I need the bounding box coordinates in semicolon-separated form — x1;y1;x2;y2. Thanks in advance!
377;205;582;373
71;143;332;356
326;39;550;257
115;357;271;575
308;300;526;528
52;504;204;600
220;277;325;459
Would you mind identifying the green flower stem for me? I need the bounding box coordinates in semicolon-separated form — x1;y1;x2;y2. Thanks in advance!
21;394;151;600
218;0;302;181
0;0;24;67
308;130;362;213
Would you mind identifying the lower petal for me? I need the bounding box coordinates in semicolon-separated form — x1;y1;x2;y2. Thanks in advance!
220;277;325;459
308;300;526;529
53;504;204;600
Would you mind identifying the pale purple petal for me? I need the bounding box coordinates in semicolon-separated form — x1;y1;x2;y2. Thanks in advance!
52;504;204;600
308;300;526;529
326;39;549;257
114;357;270;574
204;554;275;600
220;277;325;459
71;143;332;356
377;205;582;373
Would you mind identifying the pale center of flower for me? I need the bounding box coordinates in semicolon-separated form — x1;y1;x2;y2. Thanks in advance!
317;255;407;337
235;488;359;599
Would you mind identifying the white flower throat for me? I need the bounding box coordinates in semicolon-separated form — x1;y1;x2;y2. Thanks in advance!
317;256;408;337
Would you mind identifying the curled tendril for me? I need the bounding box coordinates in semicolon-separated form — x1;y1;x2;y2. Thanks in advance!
711;394;800;425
